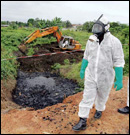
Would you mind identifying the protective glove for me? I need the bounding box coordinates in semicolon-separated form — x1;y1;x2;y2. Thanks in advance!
80;59;88;79
114;67;123;91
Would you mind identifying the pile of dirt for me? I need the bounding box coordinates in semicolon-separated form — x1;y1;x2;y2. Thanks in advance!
12;71;80;110
1;79;21;113
16;42;84;72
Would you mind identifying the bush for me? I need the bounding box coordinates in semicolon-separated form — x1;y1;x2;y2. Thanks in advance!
1;44;18;80
51;63;61;70
123;45;129;76
60;62;84;88
27;48;35;56
64;59;70;65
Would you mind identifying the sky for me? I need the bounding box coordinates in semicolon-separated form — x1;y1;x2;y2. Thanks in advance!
1;1;129;24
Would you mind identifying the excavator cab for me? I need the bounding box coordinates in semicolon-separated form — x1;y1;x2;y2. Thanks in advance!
59;36;81;50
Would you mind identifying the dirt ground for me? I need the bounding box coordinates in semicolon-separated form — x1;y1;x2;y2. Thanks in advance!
1;77;129;134
1;80;21;113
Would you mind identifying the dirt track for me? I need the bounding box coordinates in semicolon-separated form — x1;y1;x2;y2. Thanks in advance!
1;77;129;134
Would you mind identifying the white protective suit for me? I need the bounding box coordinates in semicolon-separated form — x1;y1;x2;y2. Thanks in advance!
78;32;125;118
127;78;129;107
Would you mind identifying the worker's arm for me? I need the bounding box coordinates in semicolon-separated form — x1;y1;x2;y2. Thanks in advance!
114;67;123;91
112;38;125;91
80;59;88;79
80;41;89;79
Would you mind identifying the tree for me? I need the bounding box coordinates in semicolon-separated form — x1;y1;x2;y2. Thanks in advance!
61;21;66;28
65;20;72;28
110;22;120;28
82;21;94;32
122;28;129;38
51;17;62;28
40;19;46;29
27;18;35;26
28;22;33;27
1;21;7;25
10;22;18;29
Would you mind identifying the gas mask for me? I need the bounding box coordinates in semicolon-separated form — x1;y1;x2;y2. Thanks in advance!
92;22;105;38
91;14;110;40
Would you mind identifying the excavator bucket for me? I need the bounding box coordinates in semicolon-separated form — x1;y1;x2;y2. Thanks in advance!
18;44;27;54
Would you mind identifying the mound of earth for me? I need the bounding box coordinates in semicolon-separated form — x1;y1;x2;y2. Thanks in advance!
1;79;21;113
15;42;84;72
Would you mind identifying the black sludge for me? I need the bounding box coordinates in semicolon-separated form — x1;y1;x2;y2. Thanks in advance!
12;71;79;110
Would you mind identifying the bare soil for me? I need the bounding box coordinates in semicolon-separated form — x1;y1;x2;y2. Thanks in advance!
1;80;21;113
1;77;129;134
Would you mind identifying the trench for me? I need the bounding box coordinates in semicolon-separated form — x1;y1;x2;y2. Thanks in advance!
12;71;80;110
12;42;84;110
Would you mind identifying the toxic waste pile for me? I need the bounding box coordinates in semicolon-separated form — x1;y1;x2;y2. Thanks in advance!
12;71;79;110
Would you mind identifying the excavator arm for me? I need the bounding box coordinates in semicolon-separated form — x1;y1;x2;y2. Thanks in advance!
24;26;62;44
18;26;62;53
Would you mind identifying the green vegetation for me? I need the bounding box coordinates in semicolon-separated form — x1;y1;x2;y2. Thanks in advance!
123;45;129;76
60;62;84;88
62;30;91;49
1;18;129;80
64;59;70;65
1;17;72;29
51;63;61;75
110;22;129;44
51;63;61;70
1;43;18;80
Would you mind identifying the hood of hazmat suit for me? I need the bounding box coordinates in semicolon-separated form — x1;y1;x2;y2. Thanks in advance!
90;14;110;42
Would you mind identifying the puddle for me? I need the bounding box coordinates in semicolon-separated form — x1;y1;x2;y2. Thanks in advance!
26;76;55;90
12;70;80;110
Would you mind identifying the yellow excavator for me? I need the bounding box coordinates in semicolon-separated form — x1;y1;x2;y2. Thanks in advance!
18;26;81;54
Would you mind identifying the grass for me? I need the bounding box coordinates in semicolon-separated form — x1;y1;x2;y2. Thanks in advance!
61;29;91;49
1;43;18;80
60;62;84;88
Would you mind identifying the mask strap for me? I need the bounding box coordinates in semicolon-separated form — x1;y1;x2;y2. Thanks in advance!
97;14;103;21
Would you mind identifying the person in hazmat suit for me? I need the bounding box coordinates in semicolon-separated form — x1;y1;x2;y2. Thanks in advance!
72;14;125;131
118;78;129;114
